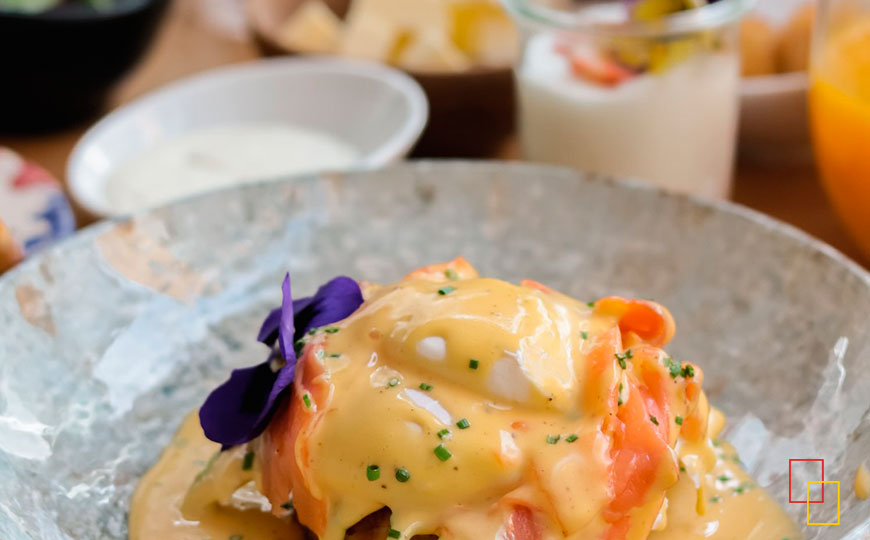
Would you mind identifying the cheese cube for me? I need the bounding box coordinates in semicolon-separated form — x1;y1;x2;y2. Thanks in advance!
451;1;518;66
346;0;452;36
277;1;343;54
397;30;472;73
340;9;403;62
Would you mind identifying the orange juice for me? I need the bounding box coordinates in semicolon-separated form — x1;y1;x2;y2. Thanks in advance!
810;18;870;258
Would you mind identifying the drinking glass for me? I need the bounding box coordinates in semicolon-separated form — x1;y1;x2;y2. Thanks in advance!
810;0;870;258
503;0;753;199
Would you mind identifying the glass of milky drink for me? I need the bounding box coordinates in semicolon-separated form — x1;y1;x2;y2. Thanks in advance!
503;0;754;199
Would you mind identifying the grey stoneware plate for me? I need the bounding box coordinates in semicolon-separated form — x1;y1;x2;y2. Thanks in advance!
1;162;868;540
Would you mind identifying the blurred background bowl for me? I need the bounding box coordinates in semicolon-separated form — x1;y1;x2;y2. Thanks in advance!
0;0;170;133
247;0;515;157
736;0;813;161
739;72;809;160
67;57;428;218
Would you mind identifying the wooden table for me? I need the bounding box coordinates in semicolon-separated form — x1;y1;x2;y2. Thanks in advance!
1;0;862;264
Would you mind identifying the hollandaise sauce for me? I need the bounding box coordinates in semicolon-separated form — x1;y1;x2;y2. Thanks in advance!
129;258;800;540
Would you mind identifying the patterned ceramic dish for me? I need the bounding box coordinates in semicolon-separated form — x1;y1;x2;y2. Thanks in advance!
0;162;868;540
0;147;76;273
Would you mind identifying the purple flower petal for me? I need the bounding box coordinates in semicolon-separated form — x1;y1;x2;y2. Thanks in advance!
257;278;316;346
278;274;295;360
199;274;363;448
293;276;364;342
256;307;281;345
199;359;283;448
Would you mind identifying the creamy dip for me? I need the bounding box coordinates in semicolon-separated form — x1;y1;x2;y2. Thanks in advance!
517;33;739;199
105;123;360;213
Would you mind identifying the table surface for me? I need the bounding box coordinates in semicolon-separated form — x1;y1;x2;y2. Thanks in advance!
1;0;863;265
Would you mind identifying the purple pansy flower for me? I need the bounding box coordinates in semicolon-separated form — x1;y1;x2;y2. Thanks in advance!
199;274;363;449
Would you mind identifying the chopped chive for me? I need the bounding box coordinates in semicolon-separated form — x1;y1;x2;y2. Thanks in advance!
302;393;312;408
366;465;380;481
718;475;730;483
280;500;294;510
419;382;433;391
681;364;695;378
735;482;754;494
675;416;683;425
307;328;317;335
679;465;687;473
625;349;633;359
456;418;470;429
587;301;595;307
328;353;342;358
546;434;560;444
712;439;722;447
230;535;244;540
395;468;411;482
437;286;456;295
649;415;659;425
618;396;623;406
388;378;400;388
580;331;588;340
469;358;479;370
387;529;401;539
437;429;451;440
709;496;721;503
615;353;628;369
324;327;340;334
444;268;459;281
565;434;579;443
664;356;681;379
434;444;452;461
241;451;255;471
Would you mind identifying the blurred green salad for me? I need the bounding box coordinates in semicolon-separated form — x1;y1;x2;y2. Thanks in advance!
0;0;115;14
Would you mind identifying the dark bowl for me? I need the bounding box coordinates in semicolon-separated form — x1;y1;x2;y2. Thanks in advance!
247;0;516;158
0;0;170;133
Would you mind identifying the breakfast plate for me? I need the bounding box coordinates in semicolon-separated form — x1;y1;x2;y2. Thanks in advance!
0;162;868;539
246;0;517;156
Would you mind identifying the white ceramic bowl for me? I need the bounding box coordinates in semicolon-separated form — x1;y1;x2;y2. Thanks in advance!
67;57;429;218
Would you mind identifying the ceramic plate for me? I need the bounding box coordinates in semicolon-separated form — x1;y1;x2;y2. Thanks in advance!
0;147;76;257
0;162;868;540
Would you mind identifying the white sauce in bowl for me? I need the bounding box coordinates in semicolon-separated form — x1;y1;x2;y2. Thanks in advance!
105;123;360;213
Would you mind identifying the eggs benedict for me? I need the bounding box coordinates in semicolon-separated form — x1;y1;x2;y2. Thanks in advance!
130;258;799;540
